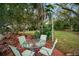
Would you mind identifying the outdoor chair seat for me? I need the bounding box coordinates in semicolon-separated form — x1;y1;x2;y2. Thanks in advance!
22;50;35;56
9;45;35;56
39;39;58;56
39;47;52;55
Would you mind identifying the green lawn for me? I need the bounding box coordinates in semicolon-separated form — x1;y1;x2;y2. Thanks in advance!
55;31;79;55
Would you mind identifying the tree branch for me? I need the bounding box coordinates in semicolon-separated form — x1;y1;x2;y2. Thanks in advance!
56;4;79;16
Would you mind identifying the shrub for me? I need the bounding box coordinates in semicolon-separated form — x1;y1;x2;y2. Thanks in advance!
40;24;52;39
34;31;40;39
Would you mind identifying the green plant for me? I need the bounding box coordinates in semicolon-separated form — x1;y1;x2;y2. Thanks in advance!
34;31;40;39
40;24;52;39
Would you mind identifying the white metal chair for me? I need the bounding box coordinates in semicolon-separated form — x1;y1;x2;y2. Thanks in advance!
9;45;21;56
18;36;29;47
39;39;58;56
36;35;47;47
9;45;35;56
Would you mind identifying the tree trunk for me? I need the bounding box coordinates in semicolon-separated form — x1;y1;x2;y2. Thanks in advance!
37;3;44;34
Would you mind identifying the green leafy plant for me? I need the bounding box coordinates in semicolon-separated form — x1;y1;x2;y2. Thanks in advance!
40;24;52;39
34;31;40;39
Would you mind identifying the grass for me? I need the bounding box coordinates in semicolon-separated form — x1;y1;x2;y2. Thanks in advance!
55;31;79;55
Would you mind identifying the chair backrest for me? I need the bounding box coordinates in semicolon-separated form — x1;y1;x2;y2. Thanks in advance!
40;35;47;41
18;36;26;45
51;39;58;52
9;45;21;56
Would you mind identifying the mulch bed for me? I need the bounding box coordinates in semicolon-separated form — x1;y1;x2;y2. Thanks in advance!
44;40;64;56
0;33;64;56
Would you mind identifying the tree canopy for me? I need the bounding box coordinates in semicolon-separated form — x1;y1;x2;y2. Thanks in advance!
0;3;79;34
